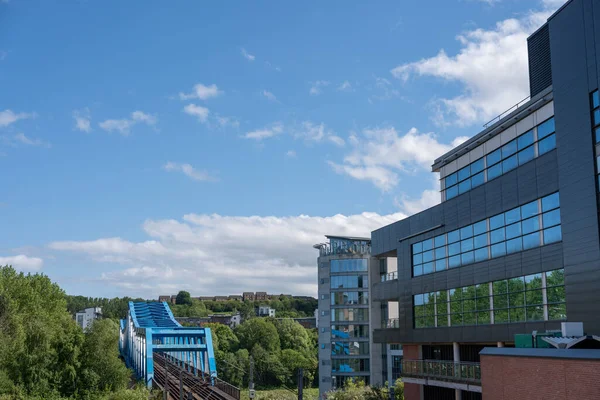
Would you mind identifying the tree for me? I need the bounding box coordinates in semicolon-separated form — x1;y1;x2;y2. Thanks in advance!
235;318;280;353
204;323;239;353
275;319;312;354
175;291;192;306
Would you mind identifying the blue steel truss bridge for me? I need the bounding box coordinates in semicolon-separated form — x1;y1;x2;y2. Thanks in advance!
119;301;240;400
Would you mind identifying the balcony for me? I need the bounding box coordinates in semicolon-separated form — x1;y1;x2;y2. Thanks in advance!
402;359;481;386
380;271;398;282
383;318;400;329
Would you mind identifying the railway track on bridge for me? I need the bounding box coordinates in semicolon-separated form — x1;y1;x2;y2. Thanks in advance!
153;353;240;400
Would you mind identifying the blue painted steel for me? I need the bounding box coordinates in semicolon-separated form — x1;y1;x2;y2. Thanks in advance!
119;301;218;388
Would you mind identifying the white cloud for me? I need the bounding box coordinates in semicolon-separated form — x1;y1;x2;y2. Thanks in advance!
216;115;240;128
179;83;222;101
48;211;405;297
13;133;51;148
244;122;284;140
337;81;353;91
99;111;157;135
294;121;345;147
286;150;297;158
0;110;35;127
262;90;277;101
0;254;43;271
309;80;330;96
163;162;216;182
394;178;441;215
73;108;91;133
241;48;255;61
329;126;468;191
183;104;210;123
368;76;400;103
391;4;558;126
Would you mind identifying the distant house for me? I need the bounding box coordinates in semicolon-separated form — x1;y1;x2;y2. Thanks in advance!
242;292;255;301
255;292;268;301
214;296;228;302
75;307;102;330
198;296;215;301
228;295;243;301
257;305;275;318
209;312;242;328
170;295;177;305
158;295;170;303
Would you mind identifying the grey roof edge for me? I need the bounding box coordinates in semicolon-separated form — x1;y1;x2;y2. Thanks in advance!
324;235;371;241
431;85;554;172
480;347;600;360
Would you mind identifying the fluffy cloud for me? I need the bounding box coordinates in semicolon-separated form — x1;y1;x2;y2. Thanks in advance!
99;111;157;135
48;211;405;297
241;48;255;61
0;109;35;127
73;108;91;133
183;104;210;123
394;178;442;215
216;115;240;128
262;90;277;101
244;122;284;140
0;254;43;271
13;133;51;148
337;81;353;92
329;126;468;191
309;80;330;96
391;4;558;126
179;83;221;101
163;162;216;182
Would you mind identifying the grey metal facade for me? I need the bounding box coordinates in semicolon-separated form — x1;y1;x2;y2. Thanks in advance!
371;0;600;345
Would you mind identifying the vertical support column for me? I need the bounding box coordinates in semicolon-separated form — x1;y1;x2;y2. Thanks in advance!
145;329;154;388
386;344;393;386
453;342;461;400
542;271;549;321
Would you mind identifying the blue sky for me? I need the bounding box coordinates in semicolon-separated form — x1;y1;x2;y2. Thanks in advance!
0;0;563;298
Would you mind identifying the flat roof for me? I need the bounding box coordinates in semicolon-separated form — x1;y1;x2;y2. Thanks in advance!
480;347;600;360
431;86;553;172
325;235;371;241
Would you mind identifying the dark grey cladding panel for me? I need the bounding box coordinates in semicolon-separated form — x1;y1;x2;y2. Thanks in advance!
488;257;506;282
535;150;559;195
459;265;475;287
528;23;552;97
583;0;598;89
485;180;504;216
516;160;538;203
473;263;490;285
469;186;487;222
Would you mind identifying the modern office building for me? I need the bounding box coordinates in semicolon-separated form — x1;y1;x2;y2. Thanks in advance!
314;236;383;398
75;307;102;330
370;1;600;399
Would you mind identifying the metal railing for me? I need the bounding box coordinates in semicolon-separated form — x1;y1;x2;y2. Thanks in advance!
402;359;481;385
380;271;398;282
317;243;371;257
483;95;531;128
384;318;400;329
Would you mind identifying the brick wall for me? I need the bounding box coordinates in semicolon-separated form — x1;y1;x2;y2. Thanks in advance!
402;345;421;400
481;355;600;400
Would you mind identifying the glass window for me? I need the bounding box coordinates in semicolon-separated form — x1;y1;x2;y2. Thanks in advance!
518;146;535;165
448;242;461;256
435;247;446;259
461;251;474;265
505;222;522;239
423;262;434;274
471;158;485;174
490;228;505;244
413;242;423;253
491;242;506;258
502;140;517;158
446;185;458;200
543;209;561;228
474;233;488;249
474;247;488;262
517;130;534;150
460;225;473;239
461;238;474;252
595;109;600;126
473;220;487;235
445;173;458;187
447;230;460;243
448;255;461;268
505;208;520;225
487;163;502;180
521;200;539;219
458;166;470;182
423;250;433;263
502;154;518;173
522;216;540;235
595;127;600;143
490;214;504;230
459;179;471;194
413;265;422;277
471;171;485;188
523;231;541;249
547;286;565;303
413;253;423;265
506;237;523;254
434;235;446;248
423;239;433;251
544;226;562;244
537;118;555;139
487;149;502;166
538;134;556;155
542;193;560;212
435;258;447;271
593;91;600;109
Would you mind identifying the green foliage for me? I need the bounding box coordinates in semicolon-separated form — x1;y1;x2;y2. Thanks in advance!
170;299;208;318
0;265;137;400
326;379;405;400
235;318;280;353
175;291;192;306
205;323;239;353
66;296;145;321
